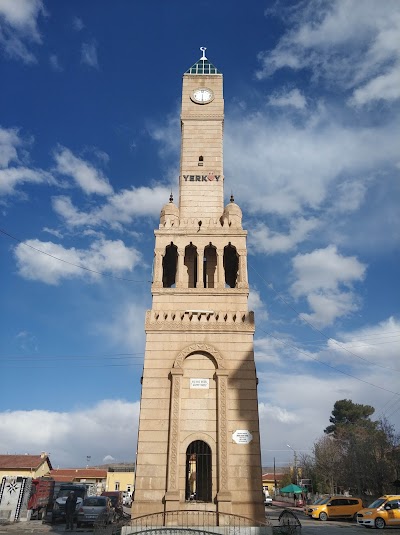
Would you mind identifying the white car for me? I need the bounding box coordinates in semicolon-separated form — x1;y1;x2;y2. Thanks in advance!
123;494;132;506
264;496;273;506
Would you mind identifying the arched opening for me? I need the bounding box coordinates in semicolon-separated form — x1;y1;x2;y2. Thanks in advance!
185;440;212;502
162;243;177;288
184;243;198;288
203;244;217;288
198;155;204;166
223;243;238;288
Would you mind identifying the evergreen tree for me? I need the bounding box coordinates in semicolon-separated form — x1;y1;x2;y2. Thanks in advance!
324;399;375;435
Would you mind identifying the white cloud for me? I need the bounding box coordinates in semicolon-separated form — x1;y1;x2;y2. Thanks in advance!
0;126;52;195
0;0;45;63
14;238;141;285
268;88;306;110
54;147;113;196
72;16;84;31
0;126;20;167
333;179;368;213
291;245;366;296
49;53;62;71
52;185;171;228
249;288;268;321
255;337;284;365
98;301;147;354
52;196;95;227
326;316;400;370
350;65;400;106
290;245;366;327
0;166;50;195
224;111;399;218
257;0;400;105
259;402;298;424
257;370;370;465
249;217;318;255
301;290;359;329
81;41;98;69
42;227;63;239
0;400;140;467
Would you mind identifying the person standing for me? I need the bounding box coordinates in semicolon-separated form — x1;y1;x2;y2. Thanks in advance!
65;491;77;531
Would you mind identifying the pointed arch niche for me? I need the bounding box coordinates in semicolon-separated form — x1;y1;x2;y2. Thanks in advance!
223;243;238;288
203;243;217;288
162;243;178;288
184;243;198;288
165;345;230;507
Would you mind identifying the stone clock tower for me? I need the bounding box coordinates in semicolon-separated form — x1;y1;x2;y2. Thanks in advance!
132;49;265;523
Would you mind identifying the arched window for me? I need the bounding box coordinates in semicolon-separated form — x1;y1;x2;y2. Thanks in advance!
162;243;177;288
223;243;238;288
184;243;198;288
198;155;204;166
185;440;212;502
203;244;217;288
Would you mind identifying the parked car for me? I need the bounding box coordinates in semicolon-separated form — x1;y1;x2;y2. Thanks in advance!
264;496;273;506
101;491;124;515
51;484;86;524
77;496;115;527
304;497;328;516
356;495;400;529
123;493;132;506
309;496;363;521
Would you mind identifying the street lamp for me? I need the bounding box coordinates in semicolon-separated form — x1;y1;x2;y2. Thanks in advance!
286;444;298;485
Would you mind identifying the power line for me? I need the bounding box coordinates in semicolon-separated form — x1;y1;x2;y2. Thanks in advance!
249;263;399;373
256;324;400;398
0;352;144;361
0;362;144;369
298;330;400;344
0;228;151;283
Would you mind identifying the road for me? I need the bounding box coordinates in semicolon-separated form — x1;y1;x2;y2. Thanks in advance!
1;505;400;534
266;504;400;534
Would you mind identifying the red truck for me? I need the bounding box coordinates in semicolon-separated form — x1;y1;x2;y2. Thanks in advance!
28;478;55;519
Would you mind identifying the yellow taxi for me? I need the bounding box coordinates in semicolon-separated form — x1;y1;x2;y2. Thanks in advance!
356;495;400;529
309;496;363;521
304;497;328;516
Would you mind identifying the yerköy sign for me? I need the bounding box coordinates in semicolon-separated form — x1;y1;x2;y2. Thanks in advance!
182;172;221;182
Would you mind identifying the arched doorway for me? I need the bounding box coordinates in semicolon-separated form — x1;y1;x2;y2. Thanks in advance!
185;440;212;502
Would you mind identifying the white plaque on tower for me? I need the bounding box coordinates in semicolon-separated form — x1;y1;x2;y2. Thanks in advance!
232;429;253;444
190;378;209;389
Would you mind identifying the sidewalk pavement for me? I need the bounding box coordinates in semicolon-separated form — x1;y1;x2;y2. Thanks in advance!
0;520;91;533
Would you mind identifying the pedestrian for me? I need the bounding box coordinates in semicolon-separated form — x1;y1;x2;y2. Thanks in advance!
65;491;77;531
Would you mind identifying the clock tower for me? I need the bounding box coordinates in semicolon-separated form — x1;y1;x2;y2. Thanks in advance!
132;49;265;523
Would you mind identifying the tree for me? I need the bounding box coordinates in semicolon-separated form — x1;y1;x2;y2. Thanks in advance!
317;400;400;497
324;399;375;436
313;435;344;494
279;466;293;489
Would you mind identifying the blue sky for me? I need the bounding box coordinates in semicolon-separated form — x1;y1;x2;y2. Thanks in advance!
0;0;399;470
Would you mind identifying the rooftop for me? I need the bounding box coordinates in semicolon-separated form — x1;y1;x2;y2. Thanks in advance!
185;47;221;75
0;453;52;470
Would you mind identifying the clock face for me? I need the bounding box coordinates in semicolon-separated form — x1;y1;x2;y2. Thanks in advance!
192;88;214;104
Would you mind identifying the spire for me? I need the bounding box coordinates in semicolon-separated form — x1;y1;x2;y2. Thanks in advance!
185;46;221;75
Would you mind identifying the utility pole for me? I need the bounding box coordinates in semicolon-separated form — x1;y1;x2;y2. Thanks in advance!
287;444;298;485
273;457;277;496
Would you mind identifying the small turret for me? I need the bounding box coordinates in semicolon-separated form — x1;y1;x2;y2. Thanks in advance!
160;193;179;227
221;194;242;228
